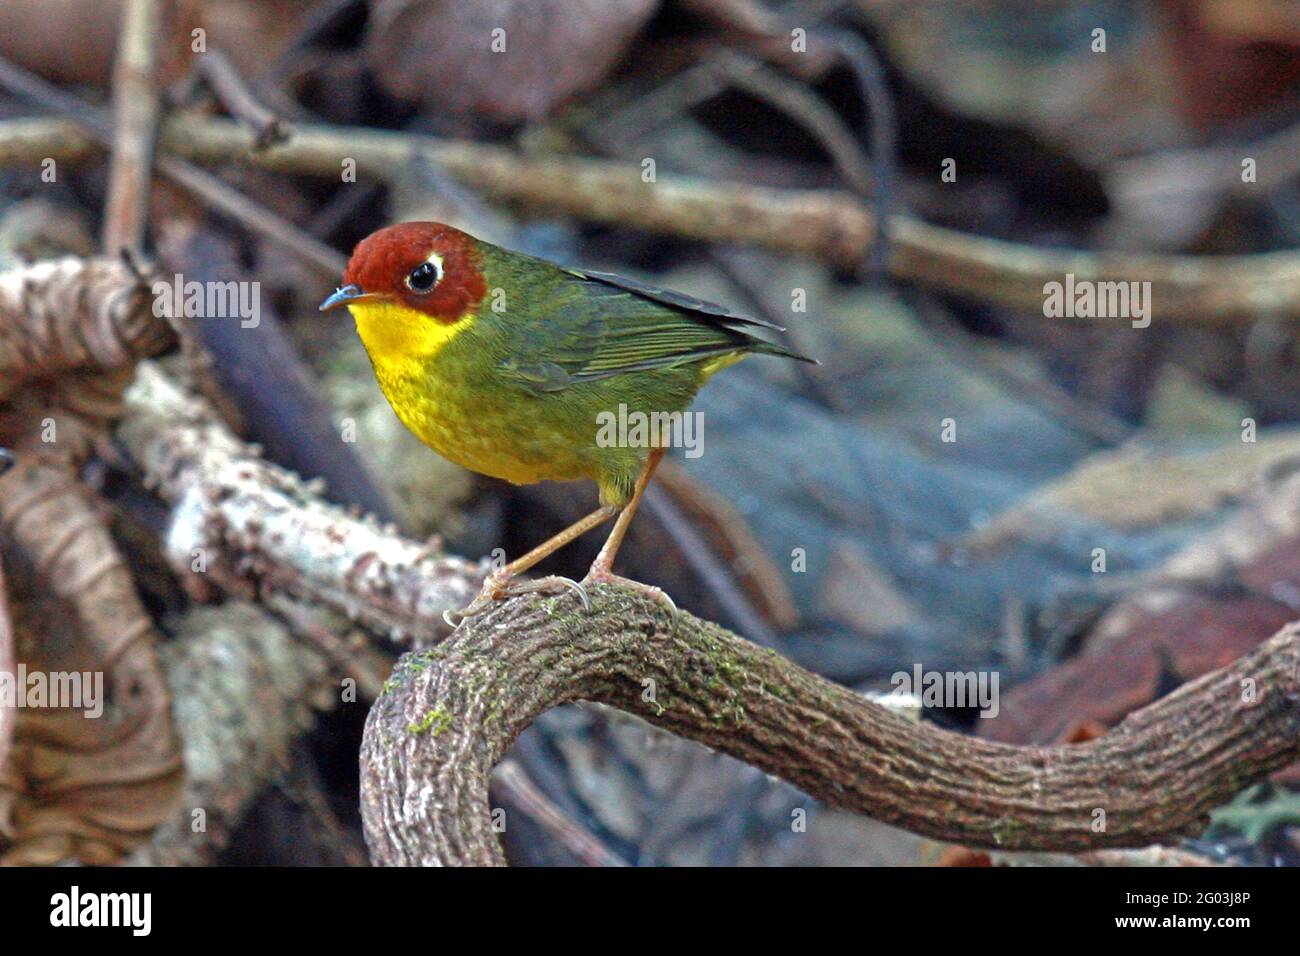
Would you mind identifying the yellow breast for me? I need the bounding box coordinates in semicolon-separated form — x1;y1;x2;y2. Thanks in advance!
347;300;578;487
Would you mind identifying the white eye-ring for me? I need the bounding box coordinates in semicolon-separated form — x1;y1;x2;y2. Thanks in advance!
405;253;444;293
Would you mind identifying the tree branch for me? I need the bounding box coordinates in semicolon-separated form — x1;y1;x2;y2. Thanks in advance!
119;362;483;646
361;585;1300;866
195;48;291;151
112;347;1300;866
159;116;1300;324
5;113;1299;322
125;602;331;866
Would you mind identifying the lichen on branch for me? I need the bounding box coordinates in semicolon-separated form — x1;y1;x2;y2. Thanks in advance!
361;585;1300;866
120;362;484;646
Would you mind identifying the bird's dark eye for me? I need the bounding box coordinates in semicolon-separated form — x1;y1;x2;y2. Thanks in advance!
406;260;441;293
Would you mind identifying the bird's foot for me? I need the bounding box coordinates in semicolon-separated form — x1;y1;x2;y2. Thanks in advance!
444;572;589;627
582;566;678;618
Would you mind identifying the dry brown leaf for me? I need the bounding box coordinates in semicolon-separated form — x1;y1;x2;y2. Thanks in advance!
365;0;660;122
0;257;181;864
0;460;184;864
0;0;198;88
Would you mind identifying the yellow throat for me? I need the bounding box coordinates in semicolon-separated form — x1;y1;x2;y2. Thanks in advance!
346;300;472;365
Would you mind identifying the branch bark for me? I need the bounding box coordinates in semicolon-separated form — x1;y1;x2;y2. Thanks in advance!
195;48;291;150
119;362;483;646
125;602;332;866
361;585;1300;866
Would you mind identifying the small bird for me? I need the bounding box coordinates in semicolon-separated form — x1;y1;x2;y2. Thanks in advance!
321;222;815;616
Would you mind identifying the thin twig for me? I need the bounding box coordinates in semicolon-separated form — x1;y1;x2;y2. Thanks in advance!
815;27;898;275
493;760;629;867
0;57;345;275
145;115;1300;324
8;112;1300;320
197;48;292;150
102;0;162;255
643;486;780;646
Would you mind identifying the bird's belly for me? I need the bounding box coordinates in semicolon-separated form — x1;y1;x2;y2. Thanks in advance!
377;365;594;487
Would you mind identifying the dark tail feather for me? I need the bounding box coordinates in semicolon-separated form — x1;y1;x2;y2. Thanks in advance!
748;336;820;365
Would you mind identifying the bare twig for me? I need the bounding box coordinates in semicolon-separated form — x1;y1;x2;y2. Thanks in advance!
814;27;897;273
493;760;629;867
692;50;877;194
102;0;163;254
589;0;846;145
0;58;344;275
0;117;96;167
361;585;1300;865
6;114;1300;321
197;49;291;150
642;486;780;646
154;116;1300;323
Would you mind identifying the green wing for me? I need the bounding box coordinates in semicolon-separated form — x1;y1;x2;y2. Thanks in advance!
498;265;814;394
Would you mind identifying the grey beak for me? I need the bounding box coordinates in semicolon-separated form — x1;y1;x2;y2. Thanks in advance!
319;284;377;311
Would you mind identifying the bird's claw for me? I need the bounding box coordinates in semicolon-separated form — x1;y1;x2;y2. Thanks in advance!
582;568;678;619
543;575;591;610
443;567;673;630
444;572;591;627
